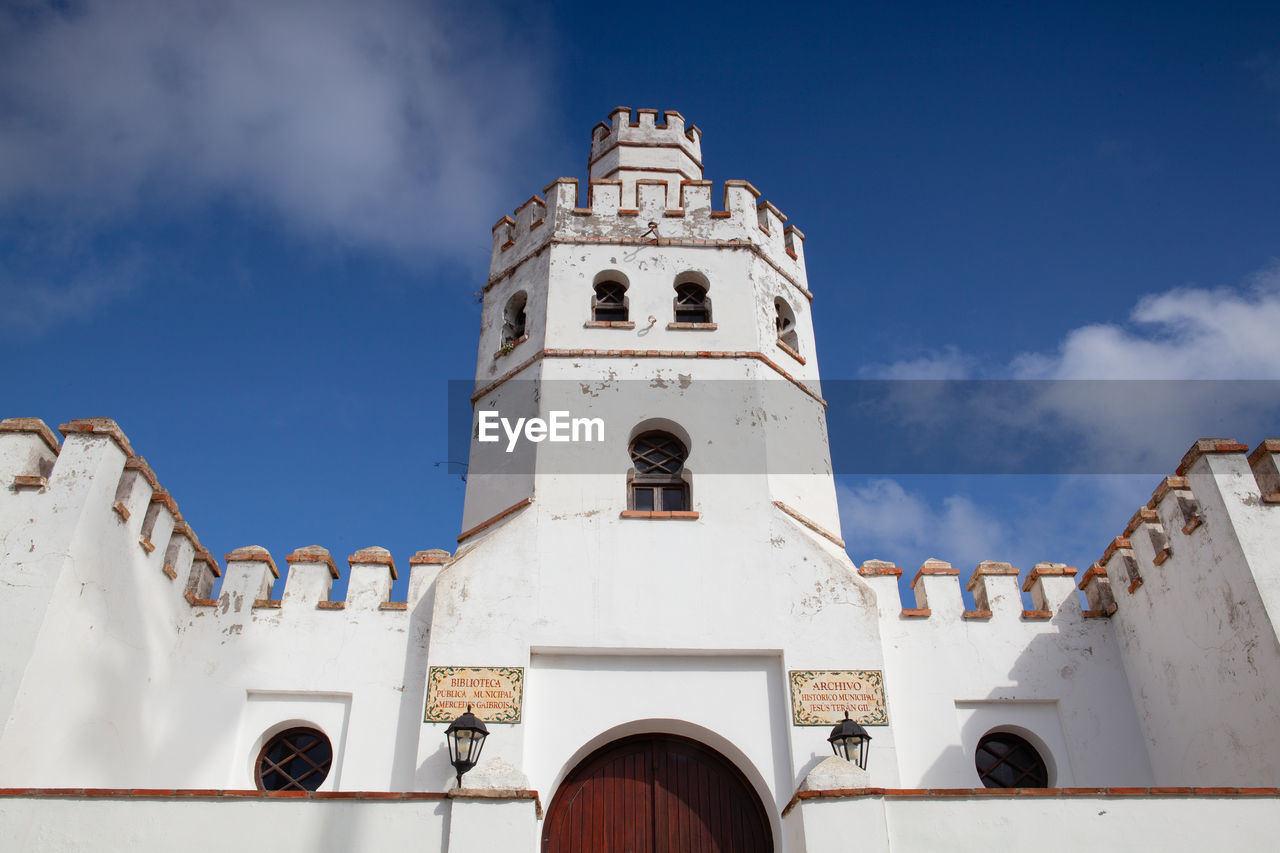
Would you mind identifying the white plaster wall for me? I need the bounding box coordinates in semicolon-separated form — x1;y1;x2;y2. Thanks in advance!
525;652;789;848
0;425;435;791
791;795;1280;852
861;569;1153;788
0;797;450;853
1109;451;1280;785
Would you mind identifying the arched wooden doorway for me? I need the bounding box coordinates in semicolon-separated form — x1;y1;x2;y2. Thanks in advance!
542;733;773;852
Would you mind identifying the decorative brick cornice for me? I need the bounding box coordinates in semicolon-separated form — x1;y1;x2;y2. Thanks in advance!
0;418;60;454
858;560;902;578
1099;536;1131;566
1077;563;1108;591
484;236;812;302
0;788;452;801
286;546;339;579
780;786;1280;817
445;788;543;819
409;549;452;565
771;500;845;548
348;546;397;581
226;546;279;579
1124;507;1160;537
1176;438;1249;476
457;497;534;543
1248;439;1280;466
909;559;957;591
470;348;825;409
124;455;159;487
965;560;1017;591
1148;475;1189;508
1022;563;1077;592
58;418;135;457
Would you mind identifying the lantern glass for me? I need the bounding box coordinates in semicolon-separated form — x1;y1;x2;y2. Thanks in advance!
827;711;872;770
445;706;490;787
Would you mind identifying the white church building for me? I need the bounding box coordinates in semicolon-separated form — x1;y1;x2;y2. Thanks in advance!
2;108;1280;851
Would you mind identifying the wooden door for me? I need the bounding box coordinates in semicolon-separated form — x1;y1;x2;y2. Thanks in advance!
542;733;773;853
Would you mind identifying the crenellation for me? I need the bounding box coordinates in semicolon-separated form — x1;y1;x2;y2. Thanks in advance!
282;545;338;606
1078;563;1117;616
589;179;622;216
1125;507;1173;567
1023;563;1081;615
0;418;60;488
408;549;450;611
1148;475;1205;535
908;558;962;617
221;546;278;613
1249;439;1280;503
1175;438;1250;477
161;534;193;584
966;561;1022;618
679;180;712;213
110;464;151;528
1101;537;1143;596
347;546;397;609
636;179;667;220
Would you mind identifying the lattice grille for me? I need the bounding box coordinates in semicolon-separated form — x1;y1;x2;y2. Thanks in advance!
975;732;1048;788
257;727;333;791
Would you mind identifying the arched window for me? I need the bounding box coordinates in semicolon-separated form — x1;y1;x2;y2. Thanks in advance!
628;432;689;512
593;279;629;322
256;726;333;791
502;291;527;345
674;280;711;324
775;297;799;353
975;731;1049;788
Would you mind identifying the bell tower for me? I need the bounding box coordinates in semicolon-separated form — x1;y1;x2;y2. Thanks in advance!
463;107;836;535
422;109;892;826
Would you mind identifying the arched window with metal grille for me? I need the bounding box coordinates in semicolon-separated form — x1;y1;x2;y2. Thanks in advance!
592;278;629;322
628;431;689;512
673;279;711;324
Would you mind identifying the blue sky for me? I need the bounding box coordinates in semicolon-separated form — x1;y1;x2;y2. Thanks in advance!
4;0;1279;603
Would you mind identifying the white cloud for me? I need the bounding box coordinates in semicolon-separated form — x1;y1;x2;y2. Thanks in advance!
838;265;1280;581
858;345;977;380
1012;263;1280;380
0;261;138;335
864;262;1280;382
836;479;1006;571
0;0;551;260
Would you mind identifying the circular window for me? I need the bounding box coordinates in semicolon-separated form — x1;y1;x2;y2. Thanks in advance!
975;731;1048;788
256;727;333;791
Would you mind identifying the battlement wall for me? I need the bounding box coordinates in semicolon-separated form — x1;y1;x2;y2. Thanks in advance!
859;555;1153;787
854;437;1280;787
588;107;704;210
0;417;453;789
588;107;702;169
1093;438;1280;785
488;177;806;286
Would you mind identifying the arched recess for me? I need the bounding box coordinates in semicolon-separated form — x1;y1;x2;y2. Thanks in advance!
542;731;773;852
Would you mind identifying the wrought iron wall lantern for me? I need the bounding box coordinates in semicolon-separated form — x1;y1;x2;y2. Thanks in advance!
828;710;872;770
445;705;490;788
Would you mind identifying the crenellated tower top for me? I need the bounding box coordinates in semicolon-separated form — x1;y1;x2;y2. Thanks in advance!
589;107;703;208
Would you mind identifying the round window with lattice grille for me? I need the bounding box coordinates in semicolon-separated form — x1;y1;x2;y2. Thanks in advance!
975;731;1048;788
256;727;333;791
